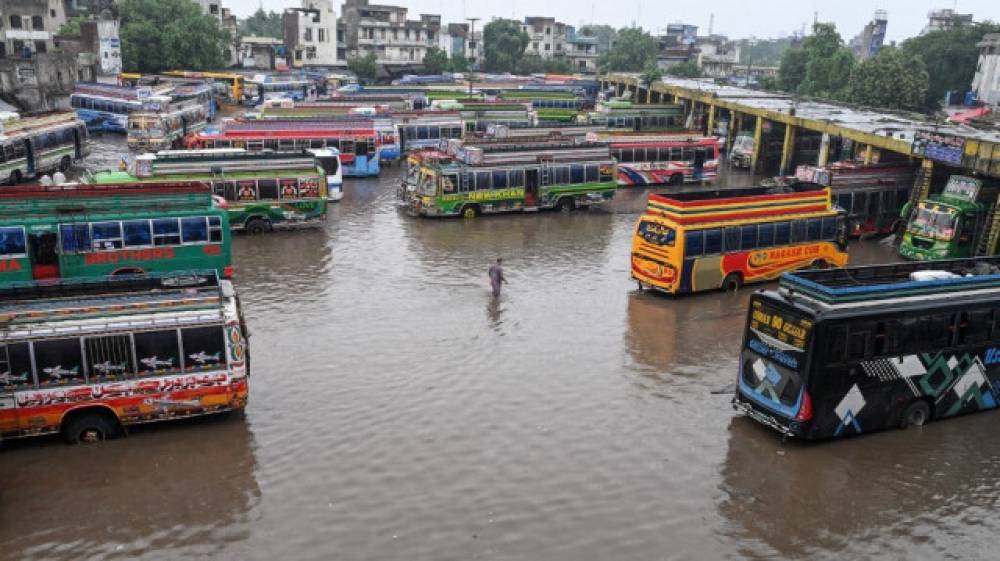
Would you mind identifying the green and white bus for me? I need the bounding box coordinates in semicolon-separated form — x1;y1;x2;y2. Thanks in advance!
400;143;617;218
90;148;341;233
0;182;231;285
0;112;90;184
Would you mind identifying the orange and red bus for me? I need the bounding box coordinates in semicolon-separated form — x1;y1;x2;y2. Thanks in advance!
0;272;248;443
186;120;380;177
631;185;849;294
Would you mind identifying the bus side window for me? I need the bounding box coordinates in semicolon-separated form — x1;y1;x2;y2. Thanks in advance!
258;179;279;199
33;338;86;386
152;218;181;246
758;223;775;247
181;326;228;371
740;225;758;250
620;149;633;163
853;192;868;215
958;310;993;345
492;170;508;189
723;227;740;253
475;171;491;191
0;342;34;391
123;220;153;247
585;165;599;183
806;218;822;241
685;231;704;258
84;334;135;380
0;226;27;257
555;166;570;185
510;169;525;188
847;327;870;362
91;222;123;250
774;222;791;245
570;165;585;184
134;330;181;376
703;229;722;254
790;220;807;244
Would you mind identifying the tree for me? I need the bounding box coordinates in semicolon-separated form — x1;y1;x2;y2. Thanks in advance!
901;22;1000;110
483;19;529;73
665;60;701;78
447;55;470;73
847;47;928;111
347;53;378;84
58;16;88;36
598;27;658;72
515;56;573;75
240;8;283;39
119;0;231;73
422;47;448;75
738;37;795;66
797;23;854;99
778;47;808;91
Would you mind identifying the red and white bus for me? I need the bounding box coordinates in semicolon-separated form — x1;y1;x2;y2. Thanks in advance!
588;133;720;187
0;273;248;443
186;119;380;177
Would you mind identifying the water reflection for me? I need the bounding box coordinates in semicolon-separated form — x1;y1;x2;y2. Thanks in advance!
0;417;259;561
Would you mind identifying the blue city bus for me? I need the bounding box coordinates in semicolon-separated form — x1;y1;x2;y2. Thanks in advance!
71;83;144;133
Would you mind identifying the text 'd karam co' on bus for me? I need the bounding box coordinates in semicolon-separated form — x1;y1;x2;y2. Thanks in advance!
0;182;232;284
630;184;849;294
0;272;248;443
734;257;1000;440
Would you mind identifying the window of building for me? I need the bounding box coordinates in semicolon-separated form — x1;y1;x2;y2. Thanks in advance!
304;27;312;41
9;15;22;29
319;28;325;42
209;4;219;15
34;41;47;54
533;42;539;50
545;44;551;51
32;15;43;30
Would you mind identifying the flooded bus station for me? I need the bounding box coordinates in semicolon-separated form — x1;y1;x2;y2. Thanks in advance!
3;130;1000;561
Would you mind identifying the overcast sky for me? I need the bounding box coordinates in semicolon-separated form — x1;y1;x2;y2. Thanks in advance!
230;0;999;42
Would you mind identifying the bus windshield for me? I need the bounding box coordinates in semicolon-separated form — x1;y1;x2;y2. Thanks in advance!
741;299;812;407
318;155;339;176
418;171;437;196
909;205;957;240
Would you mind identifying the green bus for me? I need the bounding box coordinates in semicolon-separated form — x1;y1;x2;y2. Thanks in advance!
899;175;1000;260
0;182;231;285
400;145;617;218
90;148;340;234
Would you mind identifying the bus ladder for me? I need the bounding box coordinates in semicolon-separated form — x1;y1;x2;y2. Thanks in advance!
976;200;1000;256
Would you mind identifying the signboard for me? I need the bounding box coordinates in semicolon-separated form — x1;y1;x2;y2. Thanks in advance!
942;175;983;202
749;300;813;352
912;130;966;167
136;87;153;100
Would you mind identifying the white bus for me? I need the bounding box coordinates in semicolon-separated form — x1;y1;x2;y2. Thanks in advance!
0;112;90;185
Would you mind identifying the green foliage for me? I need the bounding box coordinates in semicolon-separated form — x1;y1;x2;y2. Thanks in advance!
846;47;928;111
483;19;530;73
58;16;88;36
640;63;663;85
120;0;231;73
240;8;283;39
738;37;794;66
598;27;658;73
778;47;808;91
578;24;617;54
422;47;448;75
516;54;573;75
757;76;779;91
776;23;854;99
665;60;701;78
347;53;378;83
447;55;470;73
901;22;1000;110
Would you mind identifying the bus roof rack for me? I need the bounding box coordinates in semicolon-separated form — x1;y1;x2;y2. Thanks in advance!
779;257;1000;306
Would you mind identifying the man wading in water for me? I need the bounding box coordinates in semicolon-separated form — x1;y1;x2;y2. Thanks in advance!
488;258;508;297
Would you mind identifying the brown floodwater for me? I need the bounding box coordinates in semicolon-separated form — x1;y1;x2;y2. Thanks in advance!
2;137;999;560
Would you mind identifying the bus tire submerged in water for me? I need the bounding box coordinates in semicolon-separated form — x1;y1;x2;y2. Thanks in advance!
245;217;271;235
722;273;743;292
60;155;72;172
62;409;122;444
900;400;932;429
461;205;479;219
557;197;576;212
8;169;21;185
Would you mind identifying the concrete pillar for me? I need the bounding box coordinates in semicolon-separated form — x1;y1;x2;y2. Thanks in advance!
818;133;831;167
863;144;874;165
728;112;740;152
706;104;717;136
779;124;797;176
750;115;765;173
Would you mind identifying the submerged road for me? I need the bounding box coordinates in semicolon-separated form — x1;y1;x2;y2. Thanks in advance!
2;136;997;561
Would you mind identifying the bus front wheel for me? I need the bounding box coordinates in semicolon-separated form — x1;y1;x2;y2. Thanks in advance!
8;170;21;185
811;259;830;270
60;155;72;172
245;217;271;235
62;410;121;444
557;197;576;213
461;205;479;219
900;400;931;429
722;273;742;293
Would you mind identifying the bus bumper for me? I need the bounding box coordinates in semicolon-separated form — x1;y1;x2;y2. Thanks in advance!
732;392;801;439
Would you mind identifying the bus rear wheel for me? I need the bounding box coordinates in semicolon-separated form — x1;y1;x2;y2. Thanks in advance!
461;205;479;219
557;197;576;212
63;411;121;444
721;273;743;293
811;259;830;269
245;217;271;235
8;170;21;185
900;400;931;429
60;155;72;172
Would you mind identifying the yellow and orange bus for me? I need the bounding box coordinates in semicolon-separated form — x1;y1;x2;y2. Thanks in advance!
631;185;849;294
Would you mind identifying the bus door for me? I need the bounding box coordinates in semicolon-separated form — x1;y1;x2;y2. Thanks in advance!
28;231;59;280
24;139;36;175
73;127;83;159
525;168;539;208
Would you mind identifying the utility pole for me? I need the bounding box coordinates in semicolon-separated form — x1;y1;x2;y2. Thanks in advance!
467;17;480;94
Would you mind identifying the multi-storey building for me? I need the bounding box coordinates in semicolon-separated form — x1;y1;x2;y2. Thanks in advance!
973;33;1000;107
285;0;340;67
439;23;479;65
340;0;440;66
521;17;568;60
565;28;598;73
1;0;66;57
923;8;974;34
850;10;888;60
696;36;741;78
